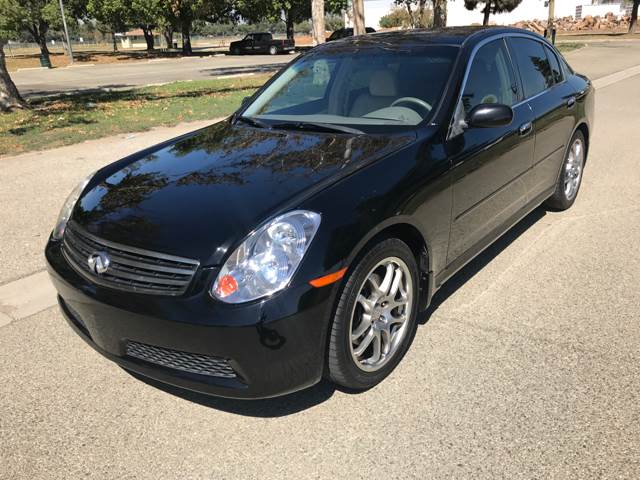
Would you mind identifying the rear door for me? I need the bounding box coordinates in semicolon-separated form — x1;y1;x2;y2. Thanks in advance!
446;37;535;264
508;37;576;199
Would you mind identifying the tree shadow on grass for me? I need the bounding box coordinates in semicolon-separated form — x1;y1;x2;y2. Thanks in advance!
9;80;265;136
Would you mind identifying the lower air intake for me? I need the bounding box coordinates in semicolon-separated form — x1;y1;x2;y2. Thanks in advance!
126;341;236;379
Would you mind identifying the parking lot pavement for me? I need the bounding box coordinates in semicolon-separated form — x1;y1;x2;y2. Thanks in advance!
1;47;639;479
11;54;295;97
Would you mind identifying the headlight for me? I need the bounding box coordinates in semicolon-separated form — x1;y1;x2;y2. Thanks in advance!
52;172;95;240
212;210;321;303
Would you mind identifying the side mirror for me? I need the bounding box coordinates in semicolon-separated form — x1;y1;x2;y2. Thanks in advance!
468;103;513;128
241;96;251;107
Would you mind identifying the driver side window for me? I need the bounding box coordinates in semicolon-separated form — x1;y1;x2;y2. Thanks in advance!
462;39;518;115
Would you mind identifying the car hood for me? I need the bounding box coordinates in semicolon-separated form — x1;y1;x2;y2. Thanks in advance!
72;121;416;265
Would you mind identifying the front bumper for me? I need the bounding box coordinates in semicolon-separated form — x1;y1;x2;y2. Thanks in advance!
46;240;335;399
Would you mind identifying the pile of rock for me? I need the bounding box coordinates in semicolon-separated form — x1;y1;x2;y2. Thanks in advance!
513;12;631;33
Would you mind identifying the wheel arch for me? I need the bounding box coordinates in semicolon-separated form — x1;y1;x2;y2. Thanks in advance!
343;217;434;312
575;122;590;164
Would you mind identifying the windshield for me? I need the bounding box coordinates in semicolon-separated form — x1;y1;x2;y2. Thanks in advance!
242;44;459;132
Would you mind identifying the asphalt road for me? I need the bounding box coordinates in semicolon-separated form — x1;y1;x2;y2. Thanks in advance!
11;53;297;97
1;44;639;479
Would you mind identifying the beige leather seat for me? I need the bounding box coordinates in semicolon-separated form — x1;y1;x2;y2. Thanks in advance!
350;70;397;117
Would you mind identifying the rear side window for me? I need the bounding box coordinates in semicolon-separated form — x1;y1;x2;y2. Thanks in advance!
544;45;563;83
510;37;554;98
462;39;518;115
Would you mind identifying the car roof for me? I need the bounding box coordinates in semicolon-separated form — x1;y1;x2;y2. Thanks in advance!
321;26;542;48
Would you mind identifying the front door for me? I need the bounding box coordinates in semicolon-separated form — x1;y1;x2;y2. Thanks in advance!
446;37;535;264
508;37;577;199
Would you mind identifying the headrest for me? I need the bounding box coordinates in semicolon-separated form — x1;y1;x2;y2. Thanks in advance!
369;70;397;97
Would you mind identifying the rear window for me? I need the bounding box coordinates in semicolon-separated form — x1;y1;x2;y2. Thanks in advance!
544;45;563;83
509;37;554;98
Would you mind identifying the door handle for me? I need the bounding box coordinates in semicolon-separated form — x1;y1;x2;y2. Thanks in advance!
567;96;576;108
518;122;532;137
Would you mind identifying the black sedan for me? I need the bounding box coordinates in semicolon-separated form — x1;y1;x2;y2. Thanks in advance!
46;27;594;399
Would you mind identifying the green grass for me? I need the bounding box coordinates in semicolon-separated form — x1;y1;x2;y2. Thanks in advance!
0;74;272;156
556;42;585;53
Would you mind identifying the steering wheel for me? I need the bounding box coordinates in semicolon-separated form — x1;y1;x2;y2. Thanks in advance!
391;97;432;117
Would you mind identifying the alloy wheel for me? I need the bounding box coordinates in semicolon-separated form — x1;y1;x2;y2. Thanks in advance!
349;257;413;372
564;137;584;201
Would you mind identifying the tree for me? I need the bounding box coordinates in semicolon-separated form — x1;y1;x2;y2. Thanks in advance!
394;0;430;28
87;0;128;51
130;0;163;50
311;0;325;45
463;0;522;26
235;0;346;41
630;0;640;33
432;0;447;28
0;11;27;111
379;8;413;28
1;0;66;66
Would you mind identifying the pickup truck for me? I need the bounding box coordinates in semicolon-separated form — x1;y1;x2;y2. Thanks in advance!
229;33;295;55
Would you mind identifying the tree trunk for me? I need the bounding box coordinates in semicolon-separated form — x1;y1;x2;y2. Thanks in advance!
416;0;427;28
142;27;155;51
181;22;192;55
111;32;118;52
404;2;416;28
32;26;51;65
353;0;366;35
285;12;295;40
483;2;492;26
630;0;639;33
433;0;447;28
163;27;174;49
311;0;325;45
0;41;27;112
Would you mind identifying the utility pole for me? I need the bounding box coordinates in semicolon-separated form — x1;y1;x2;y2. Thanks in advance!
353;0;365;36
546;0;555;43
58;0;74;64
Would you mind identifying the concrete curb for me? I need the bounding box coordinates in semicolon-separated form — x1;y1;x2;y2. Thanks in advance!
592;64;640;89
16;66;49;72
0;271;57;326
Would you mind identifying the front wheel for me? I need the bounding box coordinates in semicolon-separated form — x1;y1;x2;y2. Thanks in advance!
544;130;586;211
268;45;278;55
327;238;419;390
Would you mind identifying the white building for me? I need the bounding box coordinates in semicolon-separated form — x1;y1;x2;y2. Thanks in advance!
363;0;630;29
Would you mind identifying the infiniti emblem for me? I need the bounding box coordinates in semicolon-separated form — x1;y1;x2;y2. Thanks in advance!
87;251;110;275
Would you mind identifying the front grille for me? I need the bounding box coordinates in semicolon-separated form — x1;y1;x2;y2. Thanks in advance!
126;341;236;379
62;222;199;296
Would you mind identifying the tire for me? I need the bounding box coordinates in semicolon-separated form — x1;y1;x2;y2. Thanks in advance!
269;45;278;55
544;130;586;211
327;238;419;391
231;47;240;55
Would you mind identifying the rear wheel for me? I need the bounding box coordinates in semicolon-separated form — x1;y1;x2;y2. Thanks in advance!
327;238;419;390
544;130;586;211
268;45;278;55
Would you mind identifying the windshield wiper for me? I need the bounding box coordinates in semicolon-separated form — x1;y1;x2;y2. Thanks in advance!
235;116;270;129
272;121;364;135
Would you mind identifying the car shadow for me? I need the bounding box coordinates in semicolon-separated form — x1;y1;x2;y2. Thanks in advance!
125;207;547;416
124;369;336;418
420;206;547;323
